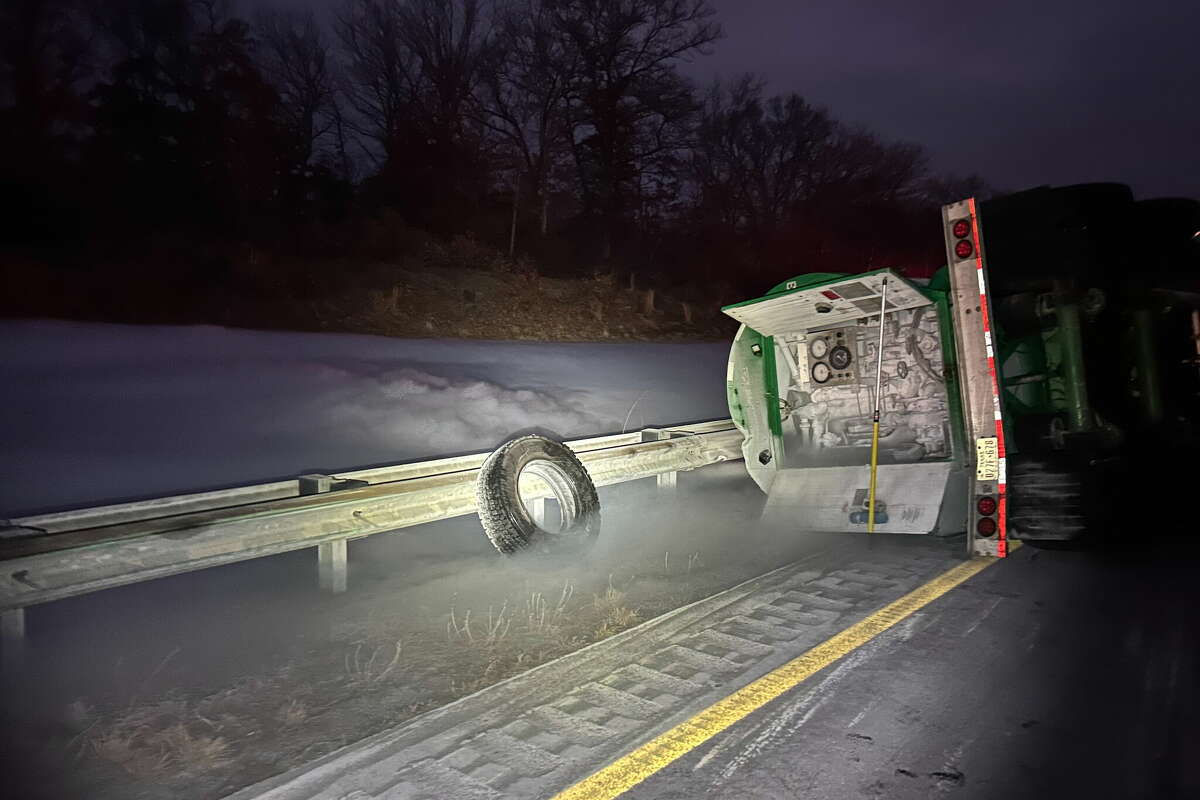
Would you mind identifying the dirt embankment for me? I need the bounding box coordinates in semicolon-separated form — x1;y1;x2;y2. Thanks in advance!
323;263;736;342
0;229;739;342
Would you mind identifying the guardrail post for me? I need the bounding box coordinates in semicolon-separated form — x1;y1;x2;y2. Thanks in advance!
2;609;25;671
299;474;333;495
529;497;547;527
302;476;347;594
642;429;679;494
318;540;348;594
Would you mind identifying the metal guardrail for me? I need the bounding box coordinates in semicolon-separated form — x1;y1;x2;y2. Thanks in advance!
0;420;743;613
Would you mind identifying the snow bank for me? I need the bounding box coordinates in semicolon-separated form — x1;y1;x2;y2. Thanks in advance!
0;321;732;516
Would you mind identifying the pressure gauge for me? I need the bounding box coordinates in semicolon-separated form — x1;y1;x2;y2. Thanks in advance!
811;362;832;384
829;345;853;371
809;338;829;359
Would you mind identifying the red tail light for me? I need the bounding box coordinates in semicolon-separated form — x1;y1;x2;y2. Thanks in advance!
952;219;971;238
976;517;997;537
954;239;974;259
977;496;997;515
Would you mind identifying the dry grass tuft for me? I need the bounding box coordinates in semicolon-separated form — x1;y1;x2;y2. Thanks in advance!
84;711;232;776
482;602;512;646
595;606;641;640
276;699;309;728
89;727;163;775
343;639;403;689
593;575;626;611
592;575;641;640
524;580;574;635
160;723;233;771
447;601;512;647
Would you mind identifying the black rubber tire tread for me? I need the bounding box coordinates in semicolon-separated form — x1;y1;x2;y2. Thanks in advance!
475;435;601;555
1006;456;1088;540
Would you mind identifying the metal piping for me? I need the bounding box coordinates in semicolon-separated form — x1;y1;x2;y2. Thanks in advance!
1054;298;1094;431
1131;308;1164;426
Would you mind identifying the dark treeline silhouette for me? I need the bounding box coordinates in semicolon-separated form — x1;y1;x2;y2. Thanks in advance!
0;0;987;335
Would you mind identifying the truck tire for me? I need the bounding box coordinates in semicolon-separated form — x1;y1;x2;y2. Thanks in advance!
475;435;601;555
1006;456;1090;541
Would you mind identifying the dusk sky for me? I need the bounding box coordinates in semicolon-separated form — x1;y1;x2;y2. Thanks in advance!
686;0;1200;199
275;0;1200;200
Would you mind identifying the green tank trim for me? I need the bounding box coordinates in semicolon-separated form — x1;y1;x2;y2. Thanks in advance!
762;331;784;442
929;282;967;459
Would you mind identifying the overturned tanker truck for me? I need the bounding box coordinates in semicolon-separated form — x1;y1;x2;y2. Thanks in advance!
479;184;1200;558
721;184;1200;557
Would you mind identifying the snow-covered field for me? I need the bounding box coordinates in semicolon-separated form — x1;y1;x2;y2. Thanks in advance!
0;321;732;516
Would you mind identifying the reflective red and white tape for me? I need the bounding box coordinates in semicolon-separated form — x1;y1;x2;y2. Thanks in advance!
968;198;1008;556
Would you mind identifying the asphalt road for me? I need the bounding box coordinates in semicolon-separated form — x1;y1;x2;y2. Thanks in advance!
622;539;1200;800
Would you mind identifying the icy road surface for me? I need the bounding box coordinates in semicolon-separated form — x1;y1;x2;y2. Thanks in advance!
0;321;731;517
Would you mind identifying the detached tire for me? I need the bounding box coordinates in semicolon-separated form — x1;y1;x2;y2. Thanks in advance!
476;435;601;555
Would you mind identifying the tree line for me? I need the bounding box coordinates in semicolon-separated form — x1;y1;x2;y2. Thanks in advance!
1;0;987;300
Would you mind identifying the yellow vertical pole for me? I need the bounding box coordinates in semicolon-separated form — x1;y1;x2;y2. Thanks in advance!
867;277;889;533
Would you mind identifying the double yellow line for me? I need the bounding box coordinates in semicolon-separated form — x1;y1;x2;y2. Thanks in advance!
552;556;999;800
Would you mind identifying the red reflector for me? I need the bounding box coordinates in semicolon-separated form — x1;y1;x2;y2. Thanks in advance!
977;495;997;516
952;219;971;239
820;290;841;300
976;517;997;537
955;239;974;259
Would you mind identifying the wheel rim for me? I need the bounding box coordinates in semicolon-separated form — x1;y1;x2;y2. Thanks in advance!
518;459;582;536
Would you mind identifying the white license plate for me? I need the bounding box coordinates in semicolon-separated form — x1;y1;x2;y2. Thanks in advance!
976;437;999;480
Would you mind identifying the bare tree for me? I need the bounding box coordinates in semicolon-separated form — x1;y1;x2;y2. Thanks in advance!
335;0;494;227
336;0;492;153
397;0;490;140
335;0;418;161
691;76;838;239
689;76;945;275
475;0;576;239
0;0;94;242
548;0;721;261
255;7;334;166
0;0;92;137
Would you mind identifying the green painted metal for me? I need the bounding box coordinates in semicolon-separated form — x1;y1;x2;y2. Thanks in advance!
998;335;1054;417
725;325;779;493
1130;308;1164;425
762;332;784;441
1052;299;1094;431
928;275;967;460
